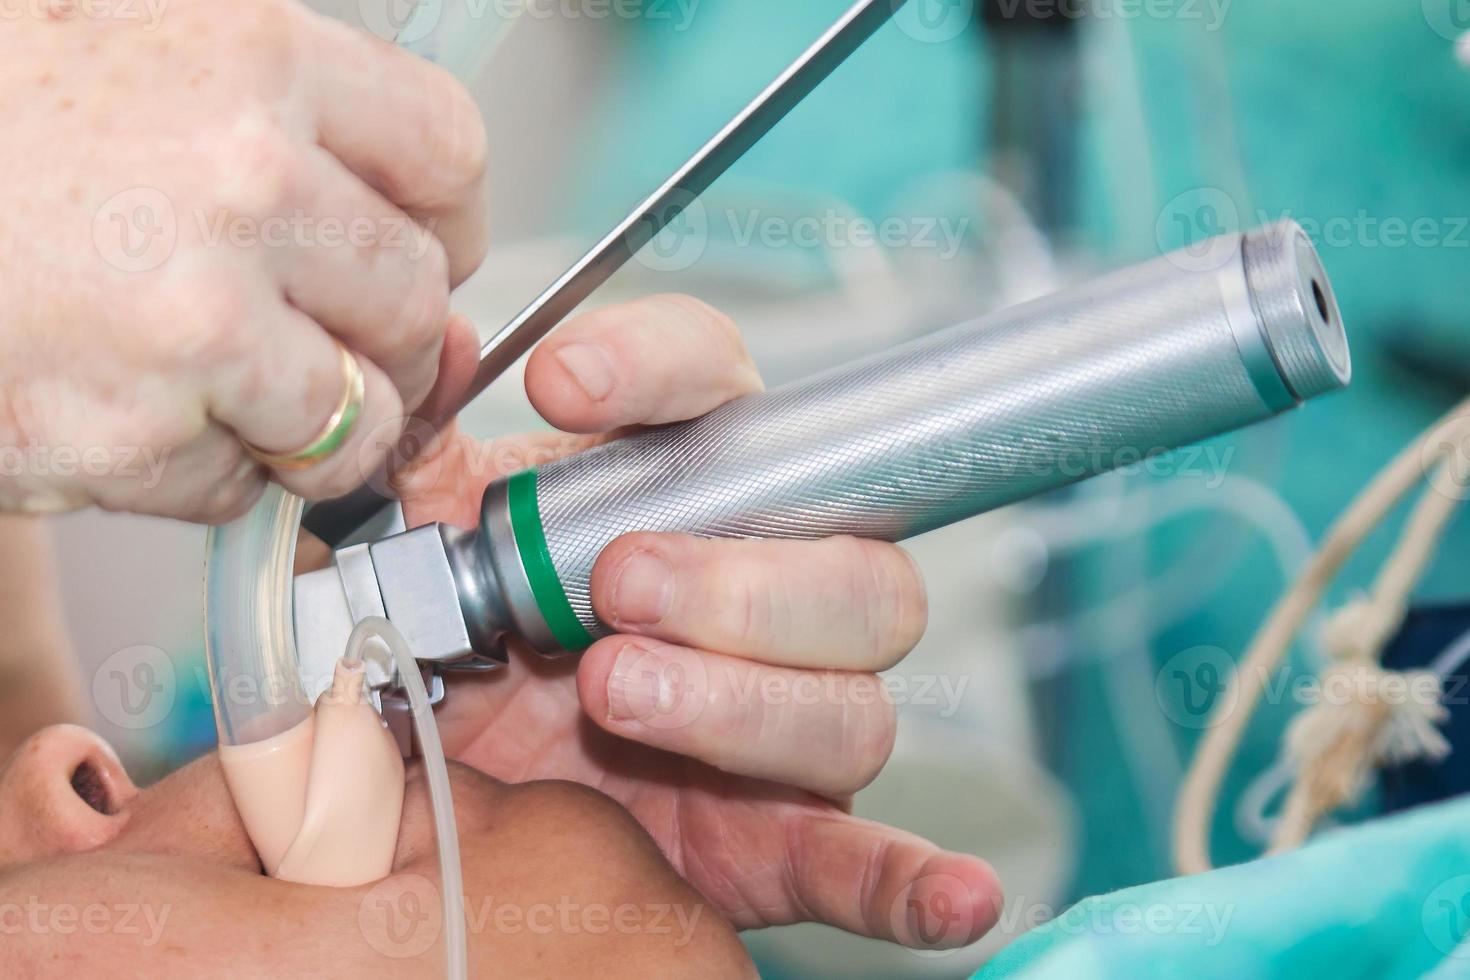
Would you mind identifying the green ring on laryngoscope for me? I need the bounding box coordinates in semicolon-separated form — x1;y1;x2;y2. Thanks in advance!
507;469;595;652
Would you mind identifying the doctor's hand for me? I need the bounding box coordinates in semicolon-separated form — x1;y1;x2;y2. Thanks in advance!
402;296;1003;951
0;0;486;521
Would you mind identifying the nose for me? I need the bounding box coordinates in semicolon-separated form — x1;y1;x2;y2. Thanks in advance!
0;725;137;862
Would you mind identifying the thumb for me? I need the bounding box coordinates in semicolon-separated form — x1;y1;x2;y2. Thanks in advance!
773;807;1003;949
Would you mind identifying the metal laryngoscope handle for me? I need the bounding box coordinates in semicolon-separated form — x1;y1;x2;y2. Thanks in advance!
419;221;1351;657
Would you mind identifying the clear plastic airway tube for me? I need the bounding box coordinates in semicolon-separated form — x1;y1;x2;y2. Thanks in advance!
346;618;467;980
205;486;310;746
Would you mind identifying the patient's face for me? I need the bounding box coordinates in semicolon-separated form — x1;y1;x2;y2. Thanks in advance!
0;725;750;978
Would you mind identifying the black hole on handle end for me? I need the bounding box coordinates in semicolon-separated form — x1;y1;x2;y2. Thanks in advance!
1311;280;1330;322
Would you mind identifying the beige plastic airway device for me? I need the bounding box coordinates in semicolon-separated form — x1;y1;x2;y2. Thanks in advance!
219;659;404;886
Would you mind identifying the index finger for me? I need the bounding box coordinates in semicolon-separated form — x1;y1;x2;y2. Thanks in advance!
304;13;490;284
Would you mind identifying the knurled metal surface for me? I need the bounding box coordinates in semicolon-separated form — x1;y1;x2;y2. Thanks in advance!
1243;222;1348;400
538;250;1285;638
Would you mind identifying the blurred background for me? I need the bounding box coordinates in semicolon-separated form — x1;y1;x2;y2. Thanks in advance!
34;0;1470;975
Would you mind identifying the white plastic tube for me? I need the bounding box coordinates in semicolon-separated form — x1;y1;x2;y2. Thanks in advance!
347;618;467;980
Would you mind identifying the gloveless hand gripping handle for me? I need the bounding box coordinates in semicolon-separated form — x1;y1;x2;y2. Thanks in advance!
435;221;1351;657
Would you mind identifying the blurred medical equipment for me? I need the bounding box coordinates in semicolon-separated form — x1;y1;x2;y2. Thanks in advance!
1175;396;1470;873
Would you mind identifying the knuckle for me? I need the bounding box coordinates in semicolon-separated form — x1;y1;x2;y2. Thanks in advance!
228;0;306;74
834;537;928;666
840;683;897;789
718;557;781;652
653;293;746;353
211;112;305;216
152;273;257;367
431;79;490;199
400;237;451;344
400;73;487;208
203;474;266;524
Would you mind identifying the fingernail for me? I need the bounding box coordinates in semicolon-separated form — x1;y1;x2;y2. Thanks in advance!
609;550;674;626
554;342;616;401
607;646;663;722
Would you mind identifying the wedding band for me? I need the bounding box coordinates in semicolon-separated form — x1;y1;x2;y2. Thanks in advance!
245;343;365;471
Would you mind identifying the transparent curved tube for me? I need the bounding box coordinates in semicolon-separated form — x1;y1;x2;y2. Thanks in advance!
204;486;310;745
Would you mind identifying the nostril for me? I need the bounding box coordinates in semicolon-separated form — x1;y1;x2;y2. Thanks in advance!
70;761;112;815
